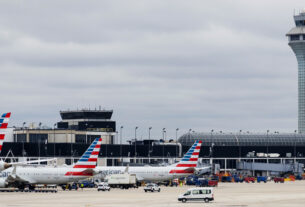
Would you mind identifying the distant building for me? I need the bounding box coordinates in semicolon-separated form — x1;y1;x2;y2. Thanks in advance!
57;109;115;132
13;109;116;146
287;10;305;133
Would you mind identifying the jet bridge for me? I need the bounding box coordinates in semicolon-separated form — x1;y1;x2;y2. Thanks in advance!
236;161;304;175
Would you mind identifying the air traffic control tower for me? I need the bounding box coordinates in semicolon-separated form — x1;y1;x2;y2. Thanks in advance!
287;10;305;133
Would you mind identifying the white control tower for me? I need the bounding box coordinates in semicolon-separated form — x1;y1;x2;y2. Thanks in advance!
287;10;305;133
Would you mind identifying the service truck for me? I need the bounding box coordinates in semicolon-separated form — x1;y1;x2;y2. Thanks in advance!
105;173;137;189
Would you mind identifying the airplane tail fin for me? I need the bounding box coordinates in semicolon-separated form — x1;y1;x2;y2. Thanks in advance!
73;137;102;169
0;112;11;153
174;140;202;168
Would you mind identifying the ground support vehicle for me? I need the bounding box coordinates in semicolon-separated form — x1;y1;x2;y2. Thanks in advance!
0;188;19;192
34;185;57;193
274;177;285;183
144;183;160;192
97;183;110;191
233;176;244;183
244;177;255;183
186;175;198;185
79;180;96;188
196;179;218;187
221;176;232;182
106;173;137;189
257;176;267;183
178;187;214;203
60;183;78;191
208;180;218;187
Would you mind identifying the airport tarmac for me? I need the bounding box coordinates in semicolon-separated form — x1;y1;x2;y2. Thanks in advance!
1;181;305;207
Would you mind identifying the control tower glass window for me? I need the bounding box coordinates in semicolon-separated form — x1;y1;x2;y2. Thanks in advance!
291;35;300;41
296;20;305;26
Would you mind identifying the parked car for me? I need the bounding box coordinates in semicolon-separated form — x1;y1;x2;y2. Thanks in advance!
178;187;214;203
144;183;160;192
97;183;111;191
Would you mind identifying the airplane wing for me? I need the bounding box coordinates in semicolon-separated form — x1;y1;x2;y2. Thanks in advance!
11;158;57;166
135;175;144;181
2;158;57;170
7;173;36;184
195;166;211;175
6;166;36;184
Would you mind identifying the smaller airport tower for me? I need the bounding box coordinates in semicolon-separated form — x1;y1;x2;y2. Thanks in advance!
287;10;305;133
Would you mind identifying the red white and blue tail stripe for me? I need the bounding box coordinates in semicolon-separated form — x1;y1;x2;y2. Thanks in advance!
175;140;202;168
0;112;11;129
73;137;102;169
0;112;11;153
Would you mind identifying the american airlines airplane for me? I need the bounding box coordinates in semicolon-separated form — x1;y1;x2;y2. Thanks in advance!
0;137;102;189
96;140;203;181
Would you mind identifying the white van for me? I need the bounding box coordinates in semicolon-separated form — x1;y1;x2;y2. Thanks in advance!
178;187;214;203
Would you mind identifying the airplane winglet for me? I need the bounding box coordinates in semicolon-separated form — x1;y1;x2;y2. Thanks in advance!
124;165;129;173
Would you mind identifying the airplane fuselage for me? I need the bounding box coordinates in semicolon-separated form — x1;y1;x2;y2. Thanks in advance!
0;166;92;185
96;166;193;181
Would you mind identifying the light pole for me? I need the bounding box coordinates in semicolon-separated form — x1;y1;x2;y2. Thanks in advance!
120;126;123;161
176;128;179;160
22;122;26;157
85;123;88;143
53;123;56;158
266;130;269;156
135;126;138;160
148;127;152;159
188;129;192;146
266;129;270;176
71;128;73;164
210;129;214;165
210;129;214;156
162;128;166;159
38;122;42;159
239;130;242;158
294;130;297;162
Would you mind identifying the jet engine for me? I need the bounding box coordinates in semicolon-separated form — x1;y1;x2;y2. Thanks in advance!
0;178;7;188
0;160;11;171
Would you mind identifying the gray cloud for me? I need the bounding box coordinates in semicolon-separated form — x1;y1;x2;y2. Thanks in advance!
0;0;303;141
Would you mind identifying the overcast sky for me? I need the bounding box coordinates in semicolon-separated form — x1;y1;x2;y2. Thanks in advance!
0;0;304;142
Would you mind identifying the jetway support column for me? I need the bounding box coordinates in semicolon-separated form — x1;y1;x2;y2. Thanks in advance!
224;158;227;173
